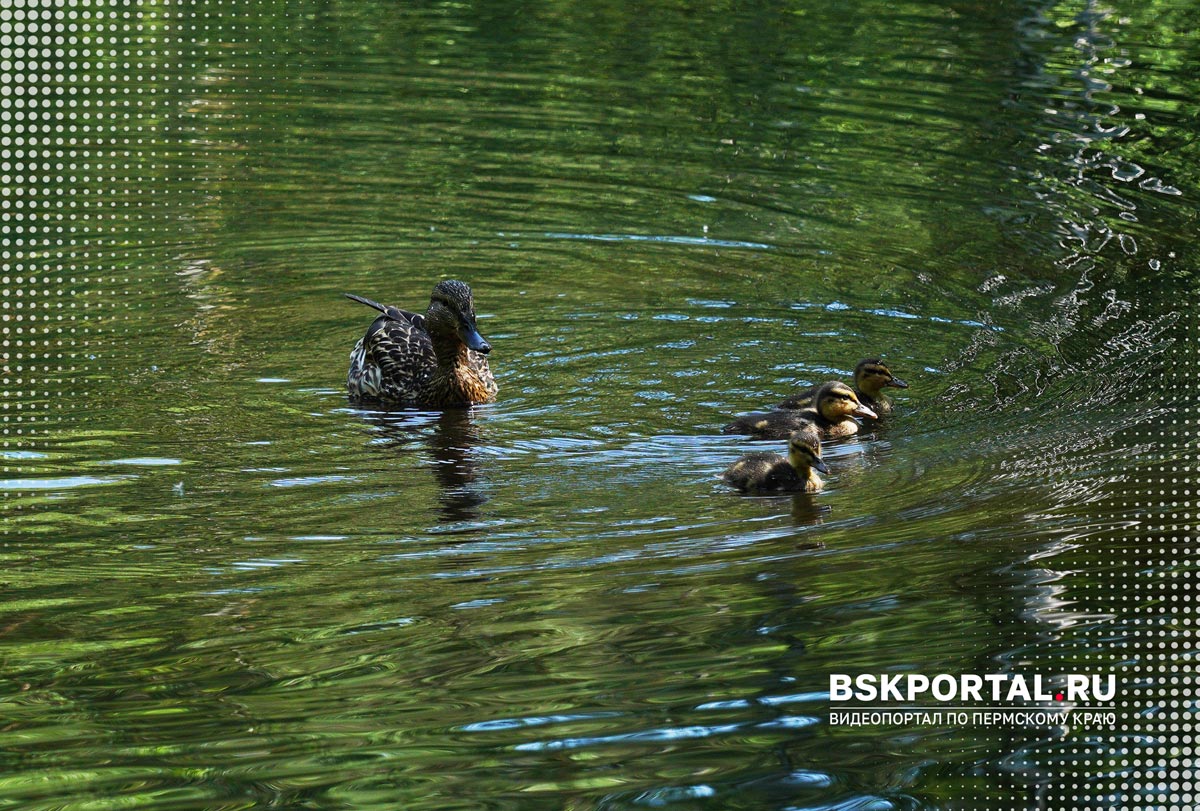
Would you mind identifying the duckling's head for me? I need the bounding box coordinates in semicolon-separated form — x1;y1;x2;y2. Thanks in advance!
815;381;878;421
427;280;491;354
853;359;907;398
787;425;829;475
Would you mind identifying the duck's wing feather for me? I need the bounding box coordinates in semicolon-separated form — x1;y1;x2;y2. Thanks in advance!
394;309;426;330
367;316;435;380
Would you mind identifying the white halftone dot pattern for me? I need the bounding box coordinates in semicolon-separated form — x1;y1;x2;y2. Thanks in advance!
2;0;150;526
1118;279;1197;811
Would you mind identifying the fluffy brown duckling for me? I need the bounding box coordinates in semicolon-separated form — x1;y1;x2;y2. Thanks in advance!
345;280;498;407
723;381;877;440
776;359;908;416
722;424;829;494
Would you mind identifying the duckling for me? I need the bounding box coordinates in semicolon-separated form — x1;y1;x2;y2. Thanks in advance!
723;424;829;493
346;280;498;407
776;359;908;416
723;381;877;440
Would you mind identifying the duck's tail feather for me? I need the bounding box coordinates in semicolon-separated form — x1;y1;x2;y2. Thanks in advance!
344;293;390;313
344;293;416;324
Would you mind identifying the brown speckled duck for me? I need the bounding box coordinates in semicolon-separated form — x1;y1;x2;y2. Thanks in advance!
722;423;829;494
346;280;498;407
723;381;877;440
777;359;908;416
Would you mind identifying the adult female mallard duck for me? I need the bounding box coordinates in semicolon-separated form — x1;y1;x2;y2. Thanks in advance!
722;423;829;493
776;359;908;416
722;381;877;440
345;280;498;408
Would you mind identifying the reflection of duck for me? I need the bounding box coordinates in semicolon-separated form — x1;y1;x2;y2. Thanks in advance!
791;494;830;526
722;424;829;493
777;359;908;416
723;381;876;440
359;408;487;524
346;280;498;407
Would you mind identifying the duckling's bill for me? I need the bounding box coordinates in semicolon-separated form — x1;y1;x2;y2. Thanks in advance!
851;401;878;420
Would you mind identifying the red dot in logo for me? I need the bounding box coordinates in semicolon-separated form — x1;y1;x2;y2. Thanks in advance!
1055;693;1064;701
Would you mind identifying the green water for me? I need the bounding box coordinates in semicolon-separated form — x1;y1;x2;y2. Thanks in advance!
2;0;1198;809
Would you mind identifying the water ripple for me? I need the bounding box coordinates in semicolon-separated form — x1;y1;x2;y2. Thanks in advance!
539;231;776;250
513;722;745;752
0;475;129;491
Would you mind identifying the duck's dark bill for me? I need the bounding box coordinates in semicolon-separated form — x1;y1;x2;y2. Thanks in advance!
462;325;491;353
887;377;909;388
813;458;831;475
